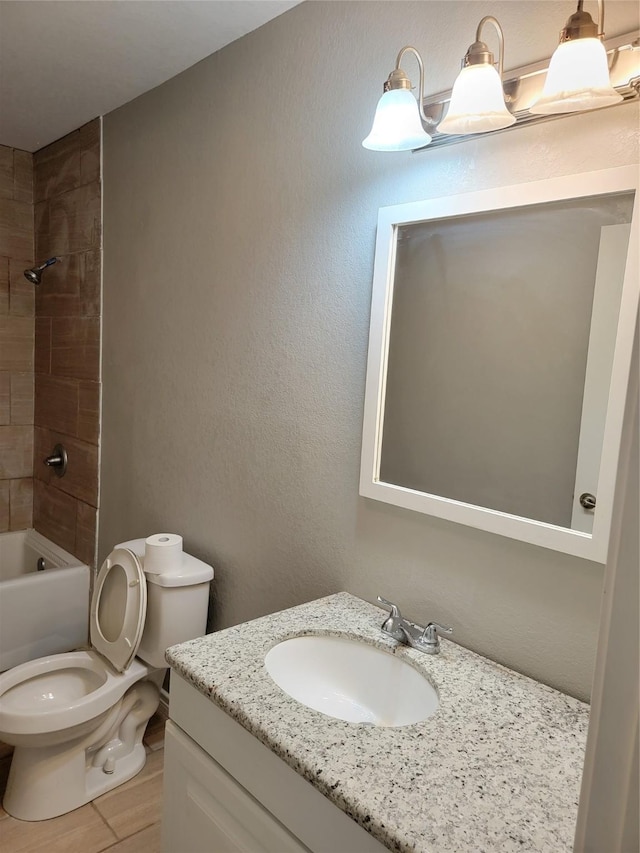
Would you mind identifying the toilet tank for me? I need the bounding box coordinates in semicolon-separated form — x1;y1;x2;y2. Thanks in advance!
117;539;214;670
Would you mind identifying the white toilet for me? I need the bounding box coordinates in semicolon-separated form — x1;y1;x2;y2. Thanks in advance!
0;535;213;821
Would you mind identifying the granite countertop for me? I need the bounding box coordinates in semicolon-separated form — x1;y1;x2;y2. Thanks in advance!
166;592;589;853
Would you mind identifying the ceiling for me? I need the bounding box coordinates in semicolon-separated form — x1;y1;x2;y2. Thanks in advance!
0;0;300;152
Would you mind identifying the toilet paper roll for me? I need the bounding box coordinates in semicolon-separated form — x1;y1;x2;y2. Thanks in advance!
144;533;183;574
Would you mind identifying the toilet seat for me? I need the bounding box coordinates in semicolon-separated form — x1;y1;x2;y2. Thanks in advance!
0;548;150;741
0;651;149;739
0;541;208;747
90;548;147;673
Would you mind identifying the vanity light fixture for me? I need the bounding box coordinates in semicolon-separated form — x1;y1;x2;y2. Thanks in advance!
529;0;622;114
362;46;433;151
362;0;637;152
438;16;515;135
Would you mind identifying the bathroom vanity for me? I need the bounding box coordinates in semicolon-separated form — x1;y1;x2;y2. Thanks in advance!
162;593;589;853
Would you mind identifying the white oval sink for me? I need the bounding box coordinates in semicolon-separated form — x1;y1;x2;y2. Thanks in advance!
264;635;438;727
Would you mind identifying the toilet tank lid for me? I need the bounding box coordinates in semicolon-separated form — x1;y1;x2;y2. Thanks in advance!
145;552;214;587
116;538;214;588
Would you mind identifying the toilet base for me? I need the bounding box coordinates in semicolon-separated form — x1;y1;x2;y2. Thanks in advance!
3;681;159;821
4;742;148;821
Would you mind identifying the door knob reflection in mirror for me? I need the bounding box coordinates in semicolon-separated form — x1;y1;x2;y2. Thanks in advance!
579;492;597;510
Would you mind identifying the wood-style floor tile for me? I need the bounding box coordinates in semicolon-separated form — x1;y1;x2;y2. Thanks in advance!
100;821;161;853
0;803;117;853
93;749;164;840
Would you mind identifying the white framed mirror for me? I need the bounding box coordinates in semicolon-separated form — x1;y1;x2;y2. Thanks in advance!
360;166;639;562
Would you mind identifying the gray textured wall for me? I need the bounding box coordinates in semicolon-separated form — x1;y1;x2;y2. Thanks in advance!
101;1;639;701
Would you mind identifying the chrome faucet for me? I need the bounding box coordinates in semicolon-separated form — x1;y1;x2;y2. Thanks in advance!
377;596;453;655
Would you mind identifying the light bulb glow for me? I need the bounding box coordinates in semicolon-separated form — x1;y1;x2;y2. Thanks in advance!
530;38;622;115
437;64;515;135
362;89;432;151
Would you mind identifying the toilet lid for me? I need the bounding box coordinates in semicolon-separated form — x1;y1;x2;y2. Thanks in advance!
90;547;147;673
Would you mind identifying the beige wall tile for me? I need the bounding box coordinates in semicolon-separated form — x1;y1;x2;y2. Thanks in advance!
35;249;100;317
33;144;81;204
36;253;79;298
35;317;51;374
76;499;97;566
33;425;51;484
33;119;99;201
51;316;100;380
35;374;78;435
0;198;33;258
0;146;35;536
10;477;33;530
0;315;34;372
80;120;101;187
0;425;33;478
30;121;101;563
0;373;9;425
61;435;98;506
0;802;117;853
34;426;98;506
0;256;8;314
9;258;35;316
45;182;101;256
33;477;76;553
10;373;34;424
35;126;81;167
0;480;8;532
0;147;12;200
78;381;100;444
13;150;33;204
34;198;50;260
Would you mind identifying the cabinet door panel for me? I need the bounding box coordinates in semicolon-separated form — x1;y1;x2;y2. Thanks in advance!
162;721;310;853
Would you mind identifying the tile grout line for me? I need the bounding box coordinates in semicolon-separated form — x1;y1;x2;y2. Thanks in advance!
91;801;120;851
98;820;163;852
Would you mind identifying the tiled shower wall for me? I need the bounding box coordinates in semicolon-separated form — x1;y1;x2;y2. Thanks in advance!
0;122;101;558
0;146;35;532
32;119;101;565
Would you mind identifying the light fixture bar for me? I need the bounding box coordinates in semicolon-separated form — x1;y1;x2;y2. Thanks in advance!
415;29;639;151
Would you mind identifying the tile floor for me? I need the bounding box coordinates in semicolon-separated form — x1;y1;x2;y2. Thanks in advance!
0;709;167;853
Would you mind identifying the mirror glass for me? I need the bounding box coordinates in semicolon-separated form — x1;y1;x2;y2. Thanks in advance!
360;169;639;561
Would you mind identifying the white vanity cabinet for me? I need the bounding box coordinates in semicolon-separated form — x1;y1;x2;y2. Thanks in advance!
162;722;307;853
161;672;389;853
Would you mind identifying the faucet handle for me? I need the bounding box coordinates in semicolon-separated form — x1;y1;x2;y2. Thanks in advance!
377;596;402;619
421;621;453;647
377;596;406;640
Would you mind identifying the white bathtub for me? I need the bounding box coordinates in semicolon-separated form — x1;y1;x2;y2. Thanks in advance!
0;529;90;672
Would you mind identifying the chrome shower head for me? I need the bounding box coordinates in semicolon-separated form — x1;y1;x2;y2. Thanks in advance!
24;257;60;285
23;268;42;285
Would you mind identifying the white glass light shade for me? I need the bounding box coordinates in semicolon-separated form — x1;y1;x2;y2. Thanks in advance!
362;89;432;151
437;64;515;135
530;38;622;115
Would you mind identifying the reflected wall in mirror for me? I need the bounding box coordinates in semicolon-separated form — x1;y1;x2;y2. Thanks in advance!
360;167;639;562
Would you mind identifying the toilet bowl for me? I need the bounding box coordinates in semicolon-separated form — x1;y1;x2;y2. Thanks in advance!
0;652;153;746
0;536;213;821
